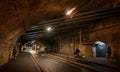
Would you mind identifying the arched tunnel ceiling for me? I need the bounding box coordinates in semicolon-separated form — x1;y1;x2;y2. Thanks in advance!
0;0;120;42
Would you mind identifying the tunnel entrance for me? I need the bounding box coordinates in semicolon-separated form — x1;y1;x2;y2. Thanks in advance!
93;41;106;58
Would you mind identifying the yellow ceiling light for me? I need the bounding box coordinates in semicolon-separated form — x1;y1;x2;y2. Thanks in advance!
66;7;76;16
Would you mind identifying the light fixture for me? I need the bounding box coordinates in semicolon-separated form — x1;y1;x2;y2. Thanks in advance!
46;27;52;32
70;43;73;46
31;40;35;44
66;7;76;16
37;45;40;48
18;43;20;45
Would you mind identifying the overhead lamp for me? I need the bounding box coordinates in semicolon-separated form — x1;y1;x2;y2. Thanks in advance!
31;40;35;44
66;7;76;16
46;27;52;32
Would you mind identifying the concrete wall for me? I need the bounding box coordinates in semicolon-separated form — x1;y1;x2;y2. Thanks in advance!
54;15;120;63
0;41;13;66
0;40;19;66
89;16;120;62
0;42;9;66
55;35;93;57
54;32;79;55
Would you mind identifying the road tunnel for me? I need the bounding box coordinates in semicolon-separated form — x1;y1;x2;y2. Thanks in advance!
0;0;120;69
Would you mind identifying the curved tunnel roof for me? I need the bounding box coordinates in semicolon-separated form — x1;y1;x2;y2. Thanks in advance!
0;0;120;42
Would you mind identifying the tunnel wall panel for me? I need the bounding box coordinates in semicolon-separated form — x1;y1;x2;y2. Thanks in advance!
0;43;9;66
55;15;120;63
86;16;120;62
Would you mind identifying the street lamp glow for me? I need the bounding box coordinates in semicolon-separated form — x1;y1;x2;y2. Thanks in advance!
66;7;76;15
47;27;52;31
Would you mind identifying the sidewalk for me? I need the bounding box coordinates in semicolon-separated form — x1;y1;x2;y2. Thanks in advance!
50;53;120;71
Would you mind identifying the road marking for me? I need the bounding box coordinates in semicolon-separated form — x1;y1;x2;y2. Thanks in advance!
31;55;42;72
31;54;49;72
46;54;83;69
46;54;107;72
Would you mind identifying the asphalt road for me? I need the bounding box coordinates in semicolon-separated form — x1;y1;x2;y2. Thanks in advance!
1;52;115;72
49;53;120;72
35;54;93;72
0;52;40;72
0;52;92;72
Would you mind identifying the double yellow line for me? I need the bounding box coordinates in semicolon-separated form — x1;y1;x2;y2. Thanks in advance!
31;54;48;72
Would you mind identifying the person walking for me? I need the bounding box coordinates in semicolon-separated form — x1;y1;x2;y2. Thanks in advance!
74;48;80;58
107;46;111;61
12;46;18;59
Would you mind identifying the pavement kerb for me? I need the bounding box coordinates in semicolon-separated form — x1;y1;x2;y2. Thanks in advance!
47;54;107;72
51;53;120;71
84;59;120;70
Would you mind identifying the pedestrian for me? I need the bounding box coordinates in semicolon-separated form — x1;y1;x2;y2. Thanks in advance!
12;46;18;59
107;46;111;60
74;48;80;57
